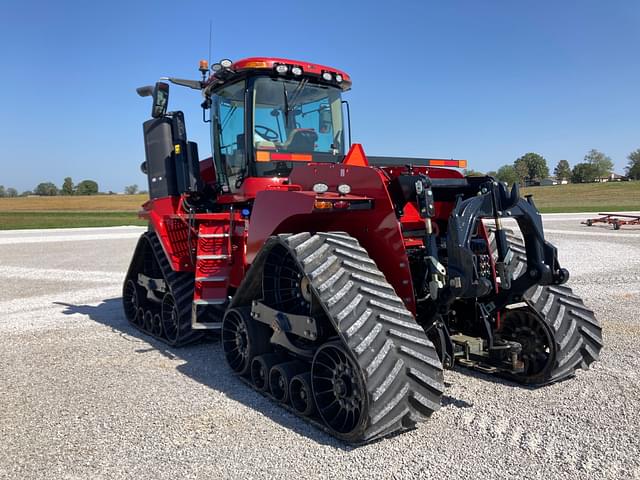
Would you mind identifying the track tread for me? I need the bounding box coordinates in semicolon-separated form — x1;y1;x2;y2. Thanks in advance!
123;231;203;347
283;232;444;442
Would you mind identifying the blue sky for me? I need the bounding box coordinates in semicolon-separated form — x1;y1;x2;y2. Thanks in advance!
1;0;638;192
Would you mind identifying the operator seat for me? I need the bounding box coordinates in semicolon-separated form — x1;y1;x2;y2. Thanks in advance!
280;129;318;152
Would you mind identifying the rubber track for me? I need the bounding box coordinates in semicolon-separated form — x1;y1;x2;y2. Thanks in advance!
488;227;603;383
283;232;444;442
125;232;202;347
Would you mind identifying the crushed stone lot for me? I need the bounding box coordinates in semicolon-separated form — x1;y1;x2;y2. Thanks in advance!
1;216;639;480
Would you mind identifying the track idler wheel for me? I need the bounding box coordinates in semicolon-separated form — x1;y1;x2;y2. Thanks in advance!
269;361;307;403
161;293;181;344
123;280;140;324
289;373;316;417
222;308;271;376
311;342;366;440
501;308;555;383
251;353;287;392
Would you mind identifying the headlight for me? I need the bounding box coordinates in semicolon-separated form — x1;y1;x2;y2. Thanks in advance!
220;59;233;68
322;71;333;81
337;184;351;195
313;183;329;194
291;66;303;76
275;64;289;74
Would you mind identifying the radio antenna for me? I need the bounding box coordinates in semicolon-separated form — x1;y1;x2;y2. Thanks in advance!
208;20;213;66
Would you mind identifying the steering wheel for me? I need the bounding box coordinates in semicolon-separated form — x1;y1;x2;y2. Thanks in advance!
255;125;280;142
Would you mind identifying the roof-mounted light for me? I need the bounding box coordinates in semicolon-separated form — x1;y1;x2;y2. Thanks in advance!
220;59;233;68
322;71;333;81
211;63;222;72
291;66;303;76
275;64;289;74
335;74;343;83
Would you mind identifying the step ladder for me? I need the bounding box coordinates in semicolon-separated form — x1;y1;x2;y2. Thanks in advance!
191;220;232;330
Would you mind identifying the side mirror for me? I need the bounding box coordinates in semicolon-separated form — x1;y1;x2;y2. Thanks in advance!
151;82;169;118
318;105;331;134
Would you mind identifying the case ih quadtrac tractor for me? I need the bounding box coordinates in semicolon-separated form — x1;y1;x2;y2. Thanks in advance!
124;57;603;443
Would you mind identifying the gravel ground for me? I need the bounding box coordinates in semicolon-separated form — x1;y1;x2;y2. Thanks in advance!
1;217;639;480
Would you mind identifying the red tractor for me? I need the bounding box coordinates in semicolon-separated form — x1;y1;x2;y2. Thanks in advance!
124;57;602;443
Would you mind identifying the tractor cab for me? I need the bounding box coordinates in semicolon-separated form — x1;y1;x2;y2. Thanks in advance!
137;58;353;204
204;58;351;198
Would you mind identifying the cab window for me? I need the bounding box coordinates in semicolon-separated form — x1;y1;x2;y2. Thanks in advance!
212;81;246;191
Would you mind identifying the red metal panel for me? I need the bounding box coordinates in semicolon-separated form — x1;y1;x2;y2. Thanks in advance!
249;163;418;313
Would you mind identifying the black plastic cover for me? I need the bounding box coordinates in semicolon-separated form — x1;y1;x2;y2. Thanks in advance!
142;117;178;199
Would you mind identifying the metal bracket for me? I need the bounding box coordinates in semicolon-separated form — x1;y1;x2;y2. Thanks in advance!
251;301;319;340
137;273;166;302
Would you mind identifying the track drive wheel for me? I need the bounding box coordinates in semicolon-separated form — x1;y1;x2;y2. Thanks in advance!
222;308;271;376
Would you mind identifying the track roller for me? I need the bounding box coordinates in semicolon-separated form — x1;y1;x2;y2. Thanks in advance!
136;307;145;328
251;353;287;392
152;314;163;337
143;310;154;332
269;361;307;403
289;373;316;416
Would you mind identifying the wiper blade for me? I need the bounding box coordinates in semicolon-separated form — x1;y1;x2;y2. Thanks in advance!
288;79;308;111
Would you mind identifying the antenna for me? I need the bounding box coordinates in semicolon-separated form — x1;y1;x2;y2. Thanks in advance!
208;19;213;67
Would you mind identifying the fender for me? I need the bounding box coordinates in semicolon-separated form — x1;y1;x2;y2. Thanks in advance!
246;163;418;313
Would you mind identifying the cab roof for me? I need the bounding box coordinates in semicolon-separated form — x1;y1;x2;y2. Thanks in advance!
205;56;352;92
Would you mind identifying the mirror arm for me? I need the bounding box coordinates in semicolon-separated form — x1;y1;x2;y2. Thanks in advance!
163;77;203;90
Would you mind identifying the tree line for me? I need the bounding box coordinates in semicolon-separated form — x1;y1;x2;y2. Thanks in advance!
0;178;146;197
468;148;640;185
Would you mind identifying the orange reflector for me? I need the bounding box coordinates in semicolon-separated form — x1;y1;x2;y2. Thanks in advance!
314;200;333;210
242;61;269;69
426;159;467;168
256;151;271;162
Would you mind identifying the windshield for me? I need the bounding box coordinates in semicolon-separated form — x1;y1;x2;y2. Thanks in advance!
253;77;344;176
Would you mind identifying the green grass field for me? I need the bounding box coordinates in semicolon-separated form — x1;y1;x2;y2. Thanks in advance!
522;181;640;213
0;211;147;230
0;195;147;230
0;183;638;229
